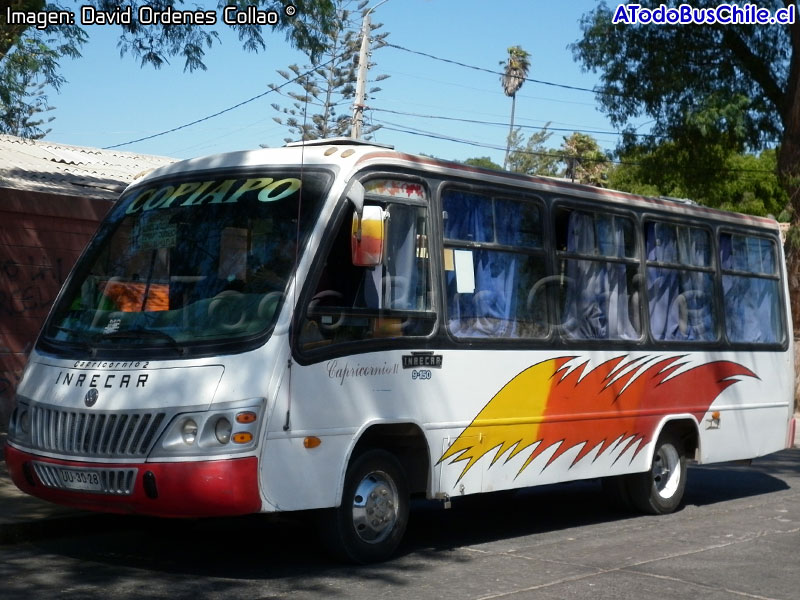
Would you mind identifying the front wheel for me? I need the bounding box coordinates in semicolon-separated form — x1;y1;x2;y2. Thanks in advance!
627;431;687;515
320;449;409;563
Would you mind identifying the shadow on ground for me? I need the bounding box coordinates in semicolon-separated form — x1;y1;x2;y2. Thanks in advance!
12;449;796;589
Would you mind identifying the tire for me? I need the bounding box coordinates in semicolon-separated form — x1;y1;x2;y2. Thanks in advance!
320;449;409;563
601;475;634;512
626;431;687;515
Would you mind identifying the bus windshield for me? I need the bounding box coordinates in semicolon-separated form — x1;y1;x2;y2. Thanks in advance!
42;169;332;353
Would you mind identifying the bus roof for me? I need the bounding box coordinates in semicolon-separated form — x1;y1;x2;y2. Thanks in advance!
138;139;779;231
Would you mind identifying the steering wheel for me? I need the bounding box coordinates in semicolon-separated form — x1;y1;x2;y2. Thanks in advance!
307;290;346;332
208;290;247;330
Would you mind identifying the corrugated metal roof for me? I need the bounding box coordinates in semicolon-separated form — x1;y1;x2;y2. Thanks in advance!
0;135;176;200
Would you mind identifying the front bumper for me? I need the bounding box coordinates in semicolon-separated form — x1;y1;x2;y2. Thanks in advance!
4;444;262;518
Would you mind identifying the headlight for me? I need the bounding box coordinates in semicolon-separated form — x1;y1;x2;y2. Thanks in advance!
181;419;198;445
7;403;31;443
214;417;232;444
151;399;264;458
19;408;30;434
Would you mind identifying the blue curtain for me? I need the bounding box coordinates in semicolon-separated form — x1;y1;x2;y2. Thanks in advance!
645;223;715;341
720;234;780;343
443;191;523;337
562;212;637;340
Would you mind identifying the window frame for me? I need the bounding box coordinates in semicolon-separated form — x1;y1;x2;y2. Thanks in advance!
717;227;787;348
292;173;439;364
550;199;645;345
439;184;552;344
641;216;720;345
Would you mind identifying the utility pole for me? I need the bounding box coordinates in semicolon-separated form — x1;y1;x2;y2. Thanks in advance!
351;11;371;140
351;0;389;140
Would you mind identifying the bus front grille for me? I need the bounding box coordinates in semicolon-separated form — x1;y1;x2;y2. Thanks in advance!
28;406;167;458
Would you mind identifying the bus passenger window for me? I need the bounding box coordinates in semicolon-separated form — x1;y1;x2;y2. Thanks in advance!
556;209;641;340
720;233;782;344
300;201;434;350
443;190;548;340
645;222;716;342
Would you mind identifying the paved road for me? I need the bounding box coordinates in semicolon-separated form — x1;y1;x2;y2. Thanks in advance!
1;448;799;600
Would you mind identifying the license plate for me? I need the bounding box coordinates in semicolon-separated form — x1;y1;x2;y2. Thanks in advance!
56;468;103;492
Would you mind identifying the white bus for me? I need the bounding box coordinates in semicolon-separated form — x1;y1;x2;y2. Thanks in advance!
5;139;796;562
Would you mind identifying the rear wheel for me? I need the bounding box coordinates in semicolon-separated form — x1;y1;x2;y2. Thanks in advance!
321;449;409;563
627;431;687;515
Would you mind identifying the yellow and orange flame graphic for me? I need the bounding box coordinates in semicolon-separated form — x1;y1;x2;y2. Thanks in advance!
439;355;756;482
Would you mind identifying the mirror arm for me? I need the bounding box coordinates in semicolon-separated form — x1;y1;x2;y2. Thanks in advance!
347;181;366;242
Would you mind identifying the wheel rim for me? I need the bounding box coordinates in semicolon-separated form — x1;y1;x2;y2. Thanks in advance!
652;444;681;499
351;470;399;544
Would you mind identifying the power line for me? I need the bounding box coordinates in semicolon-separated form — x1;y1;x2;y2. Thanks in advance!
375;120;776;176
369;107;664;139
384;43;618;97
102;56;340;150
102;38;779;173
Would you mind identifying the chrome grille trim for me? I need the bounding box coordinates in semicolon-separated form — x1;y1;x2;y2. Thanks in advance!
32;463;137;495
28;405;167;459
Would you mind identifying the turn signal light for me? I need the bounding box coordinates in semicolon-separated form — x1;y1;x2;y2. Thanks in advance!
236;412;257;424
232;432;253;444
304;436;322;449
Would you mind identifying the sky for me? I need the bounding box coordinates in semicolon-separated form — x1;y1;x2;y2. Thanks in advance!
39;1;633;163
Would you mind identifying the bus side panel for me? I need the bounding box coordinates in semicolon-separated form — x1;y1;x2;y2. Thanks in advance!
259;433;353;512
434;350;793;495
259;347;793;511
695;351;794;464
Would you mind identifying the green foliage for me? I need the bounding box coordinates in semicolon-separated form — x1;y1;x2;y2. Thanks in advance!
608;145;788;217
500;45;531;98
462;156;502;170
573;0;788;152
1;1;85;137
573;0;796;217
560;132;609;186
270;0;386;142
505;126;560;177
505;127;609;185
0;1;337;138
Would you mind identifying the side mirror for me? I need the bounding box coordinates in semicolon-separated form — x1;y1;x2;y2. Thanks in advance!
347;180;365;219
351;205;386;267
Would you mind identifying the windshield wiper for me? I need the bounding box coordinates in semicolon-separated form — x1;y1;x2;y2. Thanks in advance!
49;326;98;356
95;328;187;355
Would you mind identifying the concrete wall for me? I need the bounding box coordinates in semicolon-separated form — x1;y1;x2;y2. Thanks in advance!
0;189;111;429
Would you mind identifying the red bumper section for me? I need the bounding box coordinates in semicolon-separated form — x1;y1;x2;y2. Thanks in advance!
4;445;262;518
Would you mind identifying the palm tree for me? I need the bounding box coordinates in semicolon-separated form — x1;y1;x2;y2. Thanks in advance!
501;46;531;170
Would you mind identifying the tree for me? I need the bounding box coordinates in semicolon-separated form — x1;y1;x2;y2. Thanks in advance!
608;145;788;218
505;126;560;177
462;156;502;170
2;80;55;139
500;45;531;170
1;0;84;137
572;0;800;331
560;132;609;186
269;0;387;142
1;1;337;137
503;127;608;183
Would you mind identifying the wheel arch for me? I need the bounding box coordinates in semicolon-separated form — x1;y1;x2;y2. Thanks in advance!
340;421;431;500
648;415;701;465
